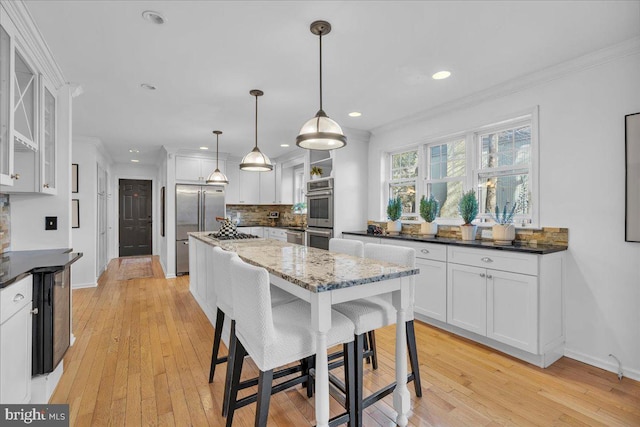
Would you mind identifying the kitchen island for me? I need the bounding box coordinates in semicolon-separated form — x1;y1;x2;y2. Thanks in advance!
188;231;419;427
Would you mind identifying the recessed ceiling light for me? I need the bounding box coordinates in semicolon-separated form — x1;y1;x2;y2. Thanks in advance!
199;146;209;150
142;10;166;25
129;149;139;153
131;159;139;163
432;70;451;80
348;112;362;117
140;83;157;91
280;144;290;147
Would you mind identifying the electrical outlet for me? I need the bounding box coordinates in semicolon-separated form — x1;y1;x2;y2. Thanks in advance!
45;216;57;230
481;229;493;239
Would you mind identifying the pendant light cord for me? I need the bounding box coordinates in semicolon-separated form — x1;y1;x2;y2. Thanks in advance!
215;134;220;169
319;30;323;112
254;94;258;149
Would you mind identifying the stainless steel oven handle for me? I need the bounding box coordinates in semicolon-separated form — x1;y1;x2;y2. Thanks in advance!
307;191;333;196
306;229;332;236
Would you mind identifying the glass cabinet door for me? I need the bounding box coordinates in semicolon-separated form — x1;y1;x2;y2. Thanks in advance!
0;19;13;185
41;79;55;193
13;50;36;150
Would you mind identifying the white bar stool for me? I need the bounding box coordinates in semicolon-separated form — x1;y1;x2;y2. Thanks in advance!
225;256;357;427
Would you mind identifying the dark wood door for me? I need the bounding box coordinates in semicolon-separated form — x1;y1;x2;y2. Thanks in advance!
119;179;152;256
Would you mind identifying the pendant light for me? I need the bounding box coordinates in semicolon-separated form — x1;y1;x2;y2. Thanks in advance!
240;89;273;171
206;130;229;184
296;20;346;151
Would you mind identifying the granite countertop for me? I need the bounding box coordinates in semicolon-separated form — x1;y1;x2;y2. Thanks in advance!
189;232;418;292
0;249;83;288
236;224;306;232
342;231;568;255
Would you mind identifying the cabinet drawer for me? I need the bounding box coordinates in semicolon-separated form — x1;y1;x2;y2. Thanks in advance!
448;247;538;276
343;234;380;244
1;275;32;324
268;228;287;239
383;240;447;262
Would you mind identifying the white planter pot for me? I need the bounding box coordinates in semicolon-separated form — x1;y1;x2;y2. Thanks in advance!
420;222;438;237
387;220;402;234
460;224;477;241
311;174;320;180
492;223;515;244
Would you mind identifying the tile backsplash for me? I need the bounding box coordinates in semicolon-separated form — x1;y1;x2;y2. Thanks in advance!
367;220;568;246
226;204;307;228
0;194;10;253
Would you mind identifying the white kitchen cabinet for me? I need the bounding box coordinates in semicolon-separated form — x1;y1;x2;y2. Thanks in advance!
259;169;276;204
39;76;56;194
0;275;33;404
225;160;240;204
447;263;487;335
383;239;448;322
238;169;260;204
176;156;220;183
267;227;287;242
487;269;538;353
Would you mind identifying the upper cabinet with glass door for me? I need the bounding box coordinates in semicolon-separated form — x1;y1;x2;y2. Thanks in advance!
0;11;16;186
40;76;56;194
13;50;36;152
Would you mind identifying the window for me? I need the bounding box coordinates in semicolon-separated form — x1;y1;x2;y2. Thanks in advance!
476;123;532;221
425;138;466;219
383;108;538;226
389;149;418;218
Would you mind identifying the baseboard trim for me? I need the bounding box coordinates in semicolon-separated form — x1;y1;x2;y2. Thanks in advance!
72;282;97;289
165;274;176;279
563;348;640;382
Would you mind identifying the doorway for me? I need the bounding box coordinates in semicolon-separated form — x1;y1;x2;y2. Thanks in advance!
119;179;152;257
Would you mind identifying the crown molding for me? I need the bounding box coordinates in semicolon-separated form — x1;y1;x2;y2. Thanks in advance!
2;0;66;88
343;126;372;144
373;36;640;136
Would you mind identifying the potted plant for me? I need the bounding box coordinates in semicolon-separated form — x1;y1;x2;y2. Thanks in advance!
491;202;517;244
419;194;440;237
386;196;403;234
310;166;323;180
458;190;479;240
292;202;306;214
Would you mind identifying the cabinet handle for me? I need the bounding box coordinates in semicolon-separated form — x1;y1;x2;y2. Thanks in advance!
12;293;25;302
479;273;486;278
487;274;493;279
183;241;189;245
43;183;50;188
31;308;39;315
11;173;20;180
481;257;493;263
420;249;430;254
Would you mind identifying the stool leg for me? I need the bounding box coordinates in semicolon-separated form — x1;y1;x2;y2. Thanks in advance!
222;320;237;417
406;320;422;397
368;331;379;370
354;334;364;427
364;332;371;364
303;355;315;398
226;337;246;427
209;308;226;383
255;369;274;427
343;341;356;427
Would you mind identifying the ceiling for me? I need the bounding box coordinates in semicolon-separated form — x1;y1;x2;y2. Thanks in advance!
25;1;640;165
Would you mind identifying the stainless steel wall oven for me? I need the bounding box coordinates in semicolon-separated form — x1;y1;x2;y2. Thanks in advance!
306;178;333;229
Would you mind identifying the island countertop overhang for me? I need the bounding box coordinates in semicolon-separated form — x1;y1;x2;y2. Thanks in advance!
188;232;418;293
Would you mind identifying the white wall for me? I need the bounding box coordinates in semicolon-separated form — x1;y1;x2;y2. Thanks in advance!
368;44;640;379
70;137;112;288
10;87;73;251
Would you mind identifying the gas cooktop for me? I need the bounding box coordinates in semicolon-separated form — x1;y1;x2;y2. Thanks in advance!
208;232;260;241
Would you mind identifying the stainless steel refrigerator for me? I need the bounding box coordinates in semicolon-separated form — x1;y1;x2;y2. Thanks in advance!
176;184;225;275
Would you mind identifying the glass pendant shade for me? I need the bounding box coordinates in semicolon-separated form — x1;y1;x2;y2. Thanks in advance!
206;168;228;184
296;111;346;150
240;89;273;172
240;146;273;172
206;130;229;184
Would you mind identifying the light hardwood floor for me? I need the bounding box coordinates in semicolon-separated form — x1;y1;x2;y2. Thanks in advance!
51;256;640;426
